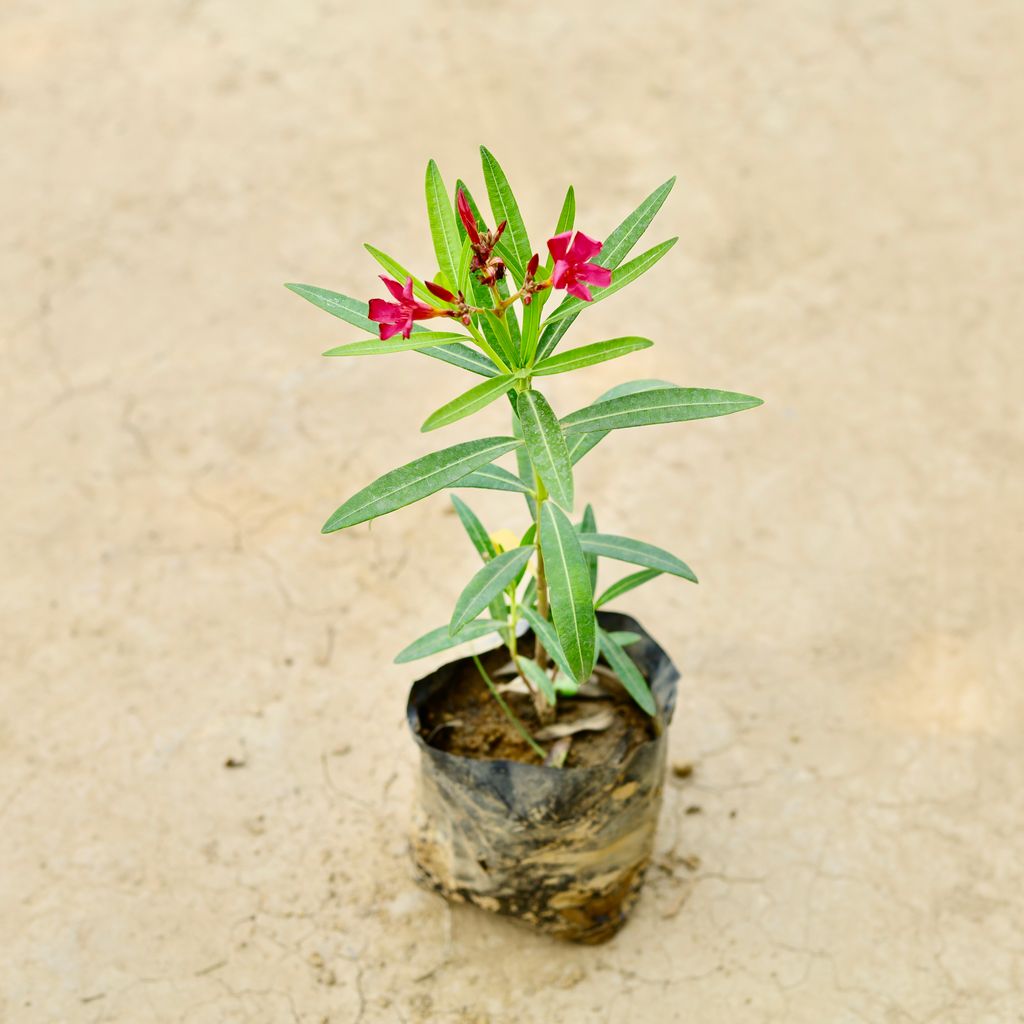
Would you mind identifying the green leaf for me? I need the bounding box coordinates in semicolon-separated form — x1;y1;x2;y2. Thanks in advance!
535;176;676;361
323;331;471;357
323;436;521;532
421;374;516;432
424;344;500;377
519;604;577;685
598;378;678;402
598;628;656;715
579;503;598;594
456;235;473;293
364;244;448;309
425;160;462;296
286;284;497;377
566;380;678;464
562;386;763;435
542;238;678;327
539;502;596;683
595;569;662;608
518;656;556;706
450;546;534;633
480;146;531;283
481;310;519;369
450;495;509;624
449;463;534;494
533;337;653;376
517;390;574;511
450;494;498;560
578;534;698;582
607;630;642;646
395;618;504;664
285;283;378;332
601;176;676;269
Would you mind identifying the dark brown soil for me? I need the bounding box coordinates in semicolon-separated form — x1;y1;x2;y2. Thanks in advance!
418;644;657;769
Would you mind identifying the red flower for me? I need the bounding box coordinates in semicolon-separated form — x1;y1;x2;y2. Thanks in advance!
368;276;438;340
546;231;612;302
456;189;480;245
425;280;457;304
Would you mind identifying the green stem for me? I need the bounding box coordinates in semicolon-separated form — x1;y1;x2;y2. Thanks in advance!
472;655;546;760
532;474;550;672
464;321;510;374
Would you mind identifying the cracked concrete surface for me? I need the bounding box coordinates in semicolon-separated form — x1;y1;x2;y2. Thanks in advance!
2;2;1023;1021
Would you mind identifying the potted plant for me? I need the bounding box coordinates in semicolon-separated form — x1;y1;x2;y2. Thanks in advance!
287;148;762;943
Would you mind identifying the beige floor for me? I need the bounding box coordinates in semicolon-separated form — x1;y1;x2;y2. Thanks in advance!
3;2;1023;1022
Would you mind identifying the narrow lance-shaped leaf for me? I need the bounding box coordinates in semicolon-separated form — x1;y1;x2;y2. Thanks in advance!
448;463;534;495
599;628;656;715
450;495;508;625
286;284;497;378
421;374;516;432
595;569;662;609
395;618;504;664
539;502;596;683
425;160;462;295
567;379;678;465
535;175;676;361
579;504;598;594
424;344;500;377
323;436;521;532
517;390;574;511
450;494;498;560
517;656;556;706
480;146;530;283
456;235;472;293
607;631;642;646
542;238;678;327
562;386;763;435
513;522;537;586
323;331;472;357
520;597;578;685
533;337;653;376
578;533;698;582
480;310;518;369
450;546;533;633
510;411;537;515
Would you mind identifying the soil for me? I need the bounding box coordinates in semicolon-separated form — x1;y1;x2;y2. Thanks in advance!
6;2;1024;1018
417;643;657;769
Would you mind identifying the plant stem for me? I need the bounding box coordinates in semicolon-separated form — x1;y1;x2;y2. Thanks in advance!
472;655;546;760
532;474;550;672
464;320;510;374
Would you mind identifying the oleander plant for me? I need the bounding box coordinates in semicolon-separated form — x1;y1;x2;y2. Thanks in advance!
287;147;762;758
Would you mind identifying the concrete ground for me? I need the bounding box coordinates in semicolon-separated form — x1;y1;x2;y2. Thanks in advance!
3;2;1023;1021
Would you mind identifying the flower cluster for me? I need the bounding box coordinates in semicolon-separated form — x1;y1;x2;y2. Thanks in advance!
367;276;444;341
367;191;612;341
457;189;508;289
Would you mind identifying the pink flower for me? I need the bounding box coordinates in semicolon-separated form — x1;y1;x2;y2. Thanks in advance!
546;231;613;302
368;276;439;340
